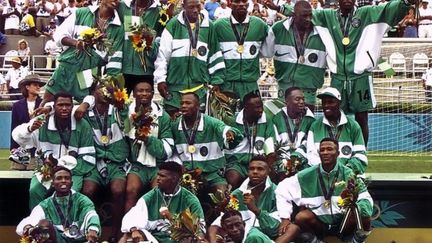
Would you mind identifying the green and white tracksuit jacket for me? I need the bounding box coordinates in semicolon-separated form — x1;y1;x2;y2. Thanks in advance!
121;187;204;243
214;15;274;100
305;111;367;174
118;0;162;76
313;1;410;80
154;10;225;107
171;114;243;173
276;162;373;225
225;110;275;169
50;5;124;101
16;190;101;242
271;18;326;94
85;104;129;164
127;101;174;167
12;114;96;177
272;107;315;162
212;177;280;239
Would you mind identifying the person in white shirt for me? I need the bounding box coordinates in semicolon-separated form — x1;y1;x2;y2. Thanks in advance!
5;57;29;100
2;0;22;35
36;0;56;32
419;0;432;38
213;0;232;19
44;34;62;69
422;68;432;102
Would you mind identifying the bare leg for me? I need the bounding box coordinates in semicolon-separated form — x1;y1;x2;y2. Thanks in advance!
110;178;126;240
355;111;369;146
124;173;144;213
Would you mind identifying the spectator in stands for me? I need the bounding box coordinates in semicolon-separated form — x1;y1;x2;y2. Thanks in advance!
276;138;373;243
220;210;274;242
2;0;22;35
42;18;57;36
205;0;220;20
120;162;205;243
44;33;61;69
62;0;77;21
54;0;67;24
36;0;55;32
20;7;39;36
9;74;44;171
209;156;281;242
5;56;29;100
421;67;432;102
419;0;432;38
0;74;6;96
249;0;268;18
17;39;31;67
16;166;101;243
12;92;96;209
310;0;323;9
214;0;232;19
399;6;418;37
304;88;368;175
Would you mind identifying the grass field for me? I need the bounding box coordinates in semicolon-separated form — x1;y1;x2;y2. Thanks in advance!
0;149;431;173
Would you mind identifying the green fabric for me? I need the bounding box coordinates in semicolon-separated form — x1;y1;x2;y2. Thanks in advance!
128;162;158;185
143;187;204;243
84;163;126;186
331;75;374;113
214;16;270;100
244;227;273;243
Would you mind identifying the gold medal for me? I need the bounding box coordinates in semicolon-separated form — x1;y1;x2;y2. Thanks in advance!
324;200;331;209
342;37;350;46
237;45;244;54
299;55;305;64
100;135;109;145
191;49;198;57
188;145;196;154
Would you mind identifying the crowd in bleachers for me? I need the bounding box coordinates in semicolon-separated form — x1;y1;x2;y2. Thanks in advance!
1;0;428;242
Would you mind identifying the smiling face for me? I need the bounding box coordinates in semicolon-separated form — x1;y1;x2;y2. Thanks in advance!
53;169;72;196
321;96;340;121
133;82;154;107
286;89;305;115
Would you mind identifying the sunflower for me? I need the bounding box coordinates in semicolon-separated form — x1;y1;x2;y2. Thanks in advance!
182;173;193;184
227;195;239;210
136;126;151;137
337;196;345;207
79;28;98;39
19;235;31;243
158;7;170;26
114;88;128;102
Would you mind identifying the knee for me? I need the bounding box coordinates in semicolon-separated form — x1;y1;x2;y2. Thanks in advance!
111;183;126;199
294;210;317;227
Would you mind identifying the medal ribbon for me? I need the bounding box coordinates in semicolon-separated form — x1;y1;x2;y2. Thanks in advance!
281;111;302;145
93;107;109;136
317;167;340;203
243;120;257;155
326;124;343;141
181;112;201;145
184;12;200;53
53;193;73;229
338;10;353;39
55;119;71;150
230;18;249;47
292;25;309;61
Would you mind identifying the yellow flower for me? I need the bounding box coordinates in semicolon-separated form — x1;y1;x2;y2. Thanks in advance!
114;88;128;102
337;196;345;207
183;173;193;184
159;9;170;26
227;195;239;210
79;28;97;38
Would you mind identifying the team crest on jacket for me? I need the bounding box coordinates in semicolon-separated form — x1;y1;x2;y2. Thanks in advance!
250;45;257;55
351;18;361;28
200;146;208;156
341;145;352;155
308;53;318;63
255;140;264;150
198;46;207;56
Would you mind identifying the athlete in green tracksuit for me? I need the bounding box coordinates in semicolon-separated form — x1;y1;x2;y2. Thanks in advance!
271;1;326;108
214;0;274;101
154;0;225;113
12;93;96;210
16;167;100;243
118;0;164;92
45;4;124;104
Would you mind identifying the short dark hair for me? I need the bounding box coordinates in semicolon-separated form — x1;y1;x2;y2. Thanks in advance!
159;161;184;177
242;91;261;106
52;166;72;177
221;210;243;226
294;0;312;13
182;92;200;103
320;137;339;150
54;92;73;104
250;154;267;164
284;87;302;99
133;79;154;93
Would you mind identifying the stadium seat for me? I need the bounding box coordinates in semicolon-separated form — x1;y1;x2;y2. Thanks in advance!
389;52;407;78
412;53;429;78
0;50;19;74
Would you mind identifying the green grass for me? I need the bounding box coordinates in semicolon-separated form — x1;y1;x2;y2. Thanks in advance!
1;149;431;173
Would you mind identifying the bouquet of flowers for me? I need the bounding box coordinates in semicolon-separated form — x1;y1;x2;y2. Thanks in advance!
209;188;239;213
337;175;364;233
95;75;129;111
208;86;239;127
77;28;113;56
20;220;56;243
128;23;156;72
274;140;303;177
130;104;159;138
168;208;205;242
35;153;57;183
181;168;205;195
159;0;181;26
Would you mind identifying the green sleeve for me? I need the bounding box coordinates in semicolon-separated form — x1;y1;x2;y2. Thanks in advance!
144;112;174;160
361;0;409;26
280;4;294;17
356;176;373;218
256;210;280;239
245;227;273;243
106;27;125;76
74;120;96;175
346;122;367;174
78;195;101;235
207;22;225;85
